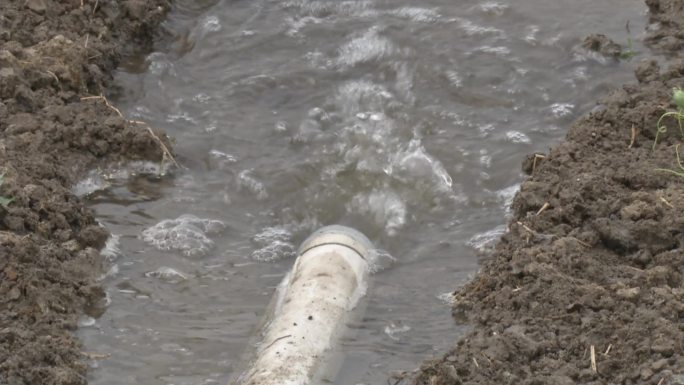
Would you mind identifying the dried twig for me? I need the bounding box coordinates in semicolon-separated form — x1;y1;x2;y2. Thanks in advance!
45;70;59;84
81;95;123;117
568;236;590;248
516;221;533;233
603;344;612;356
660;196;674;209
472;357;479;368
481;352;492;365
536;202;550;216
81;95;179;170
532;154;546;173
628;125;636;148
81;351;110;360
144;125;180;169
590;345;597;373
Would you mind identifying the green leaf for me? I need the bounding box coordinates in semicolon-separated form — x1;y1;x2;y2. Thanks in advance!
0;196;13;208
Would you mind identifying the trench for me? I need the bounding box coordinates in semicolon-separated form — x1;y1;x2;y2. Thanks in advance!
78;0;651;383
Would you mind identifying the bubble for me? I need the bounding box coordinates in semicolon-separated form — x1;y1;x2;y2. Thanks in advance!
201;15;222;33
250;227;297;262
145;267;189;282
550;103;575;118
505;130;531;144
142;215;226;257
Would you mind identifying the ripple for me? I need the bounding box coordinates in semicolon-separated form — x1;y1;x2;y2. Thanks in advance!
337;28;395;68
390;7;440;22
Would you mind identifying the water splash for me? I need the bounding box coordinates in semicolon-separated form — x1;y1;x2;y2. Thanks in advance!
238;170;268;200
467;225;507;254
348;189;407;236
101;234;122;262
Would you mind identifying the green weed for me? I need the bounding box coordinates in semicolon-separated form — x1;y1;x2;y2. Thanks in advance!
655;144;684;177
0;173;13;208
619;37;637;60
653;87;684;151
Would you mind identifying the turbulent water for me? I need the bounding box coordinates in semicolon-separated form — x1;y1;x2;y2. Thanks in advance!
79;0;650;383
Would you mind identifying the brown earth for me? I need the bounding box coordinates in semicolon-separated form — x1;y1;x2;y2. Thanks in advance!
411;1;684;385
0;1;175;384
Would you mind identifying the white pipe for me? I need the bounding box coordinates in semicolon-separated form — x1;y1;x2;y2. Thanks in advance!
234;225;375;385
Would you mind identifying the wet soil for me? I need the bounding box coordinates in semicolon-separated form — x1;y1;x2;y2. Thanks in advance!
0;1;173;384
412;1;684;384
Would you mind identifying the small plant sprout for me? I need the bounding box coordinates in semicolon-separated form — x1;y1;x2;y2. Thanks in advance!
0;173;13;208
653;87;684;151
655;143;684;177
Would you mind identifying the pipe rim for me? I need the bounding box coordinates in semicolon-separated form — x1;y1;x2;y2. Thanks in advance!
298;225;374;261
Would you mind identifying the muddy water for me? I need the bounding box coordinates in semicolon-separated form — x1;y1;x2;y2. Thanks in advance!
80;0;650;383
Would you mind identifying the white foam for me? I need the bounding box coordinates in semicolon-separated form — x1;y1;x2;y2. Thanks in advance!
141;215;225;258
550;103;574;118
209;150;237;163
437;291;456;305
250;227;297;262
201;15;222;33
145;267;189;282
496;184;520;211
505;130;531;144
101;234;121;262
479;2;508;16
384;322;411;341
474;45;511;56
455;18;504;37
238;170;268;200
467;225;507;253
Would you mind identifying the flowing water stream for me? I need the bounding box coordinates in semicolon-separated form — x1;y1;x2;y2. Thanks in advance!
78;0;652;383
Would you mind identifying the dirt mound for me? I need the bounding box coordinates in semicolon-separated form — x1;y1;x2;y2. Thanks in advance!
0;1;173;384
645;0;684;52
411;3;684;385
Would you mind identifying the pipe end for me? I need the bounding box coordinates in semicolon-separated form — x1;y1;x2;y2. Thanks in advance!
298;225;375;261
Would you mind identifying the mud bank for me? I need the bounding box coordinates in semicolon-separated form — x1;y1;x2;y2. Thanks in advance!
0;1;173;384
412;1;684;385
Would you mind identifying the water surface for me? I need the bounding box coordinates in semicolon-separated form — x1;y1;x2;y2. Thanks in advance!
80;0;651;383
